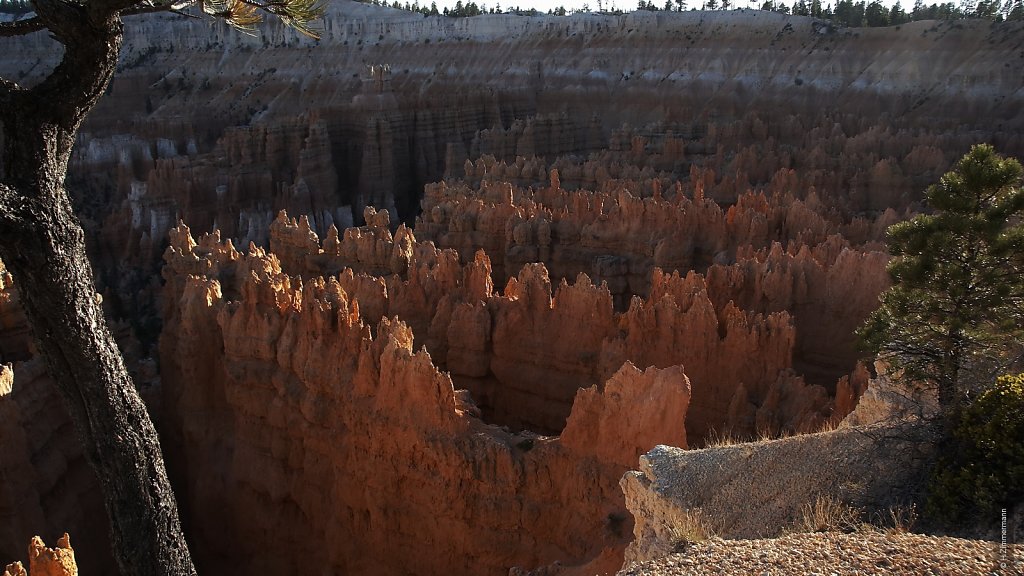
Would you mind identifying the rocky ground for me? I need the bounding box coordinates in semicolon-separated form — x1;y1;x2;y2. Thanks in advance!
619;532;1022;576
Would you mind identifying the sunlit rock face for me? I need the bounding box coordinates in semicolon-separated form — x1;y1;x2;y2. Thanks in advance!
2;533;78;576
154;170;877;571
416;171;891;402
158;223;695;574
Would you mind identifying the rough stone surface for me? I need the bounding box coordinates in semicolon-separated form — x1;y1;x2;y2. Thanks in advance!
159;229;699;575
620;421;939;565
3;534;77;576
618;532;1023;576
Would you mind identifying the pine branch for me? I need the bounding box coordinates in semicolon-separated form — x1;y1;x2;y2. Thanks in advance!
0;76;21;101
120;2;200;18
218;0;327;37
89;0;158;16
0;15;43;36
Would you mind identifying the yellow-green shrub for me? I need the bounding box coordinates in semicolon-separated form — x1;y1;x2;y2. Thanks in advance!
928;373;1024;522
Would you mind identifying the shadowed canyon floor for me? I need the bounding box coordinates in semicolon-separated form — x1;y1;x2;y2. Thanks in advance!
1;4;1022;575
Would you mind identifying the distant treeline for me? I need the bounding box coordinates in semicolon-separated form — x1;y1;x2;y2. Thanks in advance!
356;0;545;16
0;0;32;15
4;0;1018;25
355;0;1024;23
752;0;1022;26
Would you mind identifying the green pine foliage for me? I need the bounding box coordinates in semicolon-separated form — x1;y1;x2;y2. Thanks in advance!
928;373;1024;521
0;0;329;34
857;144;1024;409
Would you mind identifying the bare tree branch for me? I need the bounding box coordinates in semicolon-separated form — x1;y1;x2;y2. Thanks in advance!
120;3;175;16
0;76;22;102
89;0;154;18
0;2;194;39
120;3;200;19
0;16;44;37
30;0;88;44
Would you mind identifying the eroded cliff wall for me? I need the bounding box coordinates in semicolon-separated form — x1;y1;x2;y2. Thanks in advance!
416;172;891;391
159;224;698;574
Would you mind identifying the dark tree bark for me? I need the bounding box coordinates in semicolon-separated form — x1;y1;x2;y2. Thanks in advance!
0;1;197;575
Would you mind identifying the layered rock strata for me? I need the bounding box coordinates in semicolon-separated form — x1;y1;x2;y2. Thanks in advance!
5;6;1021;338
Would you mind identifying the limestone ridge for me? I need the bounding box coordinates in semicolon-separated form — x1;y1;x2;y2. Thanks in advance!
619;360;944;566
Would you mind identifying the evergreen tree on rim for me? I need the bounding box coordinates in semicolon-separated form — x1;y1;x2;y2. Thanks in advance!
858;144;1024;413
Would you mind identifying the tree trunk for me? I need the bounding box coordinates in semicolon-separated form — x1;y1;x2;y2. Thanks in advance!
0;4;197;576
938;327;963;411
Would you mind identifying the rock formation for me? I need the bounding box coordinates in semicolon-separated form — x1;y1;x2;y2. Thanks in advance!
839;360;940;427
4;5;1020;337
3;534;77;576
417;173;890;391
159;227;701;574
620;420;938;565
223;212;833;439
0;272;115;576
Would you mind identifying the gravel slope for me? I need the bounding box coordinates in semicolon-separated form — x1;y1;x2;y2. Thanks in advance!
619;532;1022;576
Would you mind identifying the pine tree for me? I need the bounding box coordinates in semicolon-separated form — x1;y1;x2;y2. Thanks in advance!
889;1;907;23
858;144;1024;412
865;0;889;24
